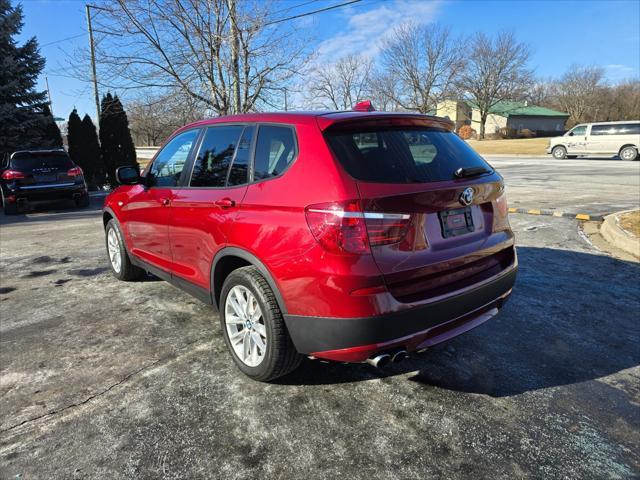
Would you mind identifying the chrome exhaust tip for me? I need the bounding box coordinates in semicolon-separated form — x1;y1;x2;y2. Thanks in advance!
391;350;409;364
365;354;391;368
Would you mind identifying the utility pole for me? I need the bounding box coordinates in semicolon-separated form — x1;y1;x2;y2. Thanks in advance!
86;4;101;127
45;75;53;116
284;88;288;112
227;0;241;114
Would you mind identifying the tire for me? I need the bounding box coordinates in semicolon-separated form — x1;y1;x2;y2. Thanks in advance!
105;219;145;281
75;195;90;208
220;266;302;382
3;202;18;215
1;191;18;215
620;146;638;161
552;146;567;159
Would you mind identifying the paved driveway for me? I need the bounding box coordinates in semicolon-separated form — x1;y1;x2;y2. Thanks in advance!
486;156;640;216
1;202;638;478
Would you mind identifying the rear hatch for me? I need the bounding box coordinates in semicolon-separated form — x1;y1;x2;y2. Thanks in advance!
9;151;79;188
324;119;514;302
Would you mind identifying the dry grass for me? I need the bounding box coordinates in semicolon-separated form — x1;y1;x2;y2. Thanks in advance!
466;137;549;155
619;210;640;238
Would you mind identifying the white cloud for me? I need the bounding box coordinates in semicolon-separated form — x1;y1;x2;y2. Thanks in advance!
603;64;639;81
315;0;442;64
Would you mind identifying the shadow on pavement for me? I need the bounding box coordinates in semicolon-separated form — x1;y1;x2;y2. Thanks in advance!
279;246;640;395
0;195;105;226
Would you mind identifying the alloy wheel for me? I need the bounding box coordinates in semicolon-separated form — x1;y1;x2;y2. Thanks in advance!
225;285;267;367
107;228;122;273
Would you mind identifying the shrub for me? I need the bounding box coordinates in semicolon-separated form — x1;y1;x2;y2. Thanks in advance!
457;125;476;140
519;128;536;138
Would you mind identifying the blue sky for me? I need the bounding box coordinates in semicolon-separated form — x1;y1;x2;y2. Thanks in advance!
16;0;640;122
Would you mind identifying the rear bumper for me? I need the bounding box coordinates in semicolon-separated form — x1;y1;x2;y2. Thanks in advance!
4;183;87;202
283;266;517;362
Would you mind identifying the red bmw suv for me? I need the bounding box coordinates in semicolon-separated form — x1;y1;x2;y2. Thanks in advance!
103;106;517;381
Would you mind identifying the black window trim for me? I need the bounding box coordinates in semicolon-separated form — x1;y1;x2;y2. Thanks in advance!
249;123;299;185
184;123;249;190
143;127;204;189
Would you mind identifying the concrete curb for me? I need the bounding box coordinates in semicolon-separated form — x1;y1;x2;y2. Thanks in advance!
508;207;603;222
600;210;640;258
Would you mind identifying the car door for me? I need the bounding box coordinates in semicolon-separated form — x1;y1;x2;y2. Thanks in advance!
565;125;588;154
168;125;253;290
124;128;201;272
587;124;617;155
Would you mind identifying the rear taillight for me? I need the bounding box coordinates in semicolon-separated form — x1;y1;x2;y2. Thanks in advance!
493;192;509;232
306;200;369;255
364;213;411;246
305;200;411;255
67;166;83;177
496;191;508;216
1;170;26;180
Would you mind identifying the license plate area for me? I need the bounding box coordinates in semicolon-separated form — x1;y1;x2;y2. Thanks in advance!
439;207;474;238
34;174;57;183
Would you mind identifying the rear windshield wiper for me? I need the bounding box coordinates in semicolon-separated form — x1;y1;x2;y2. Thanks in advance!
454;166;492;179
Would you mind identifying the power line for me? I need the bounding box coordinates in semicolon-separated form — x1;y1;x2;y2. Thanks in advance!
40;33;85;48
264;0;363;26
270;0;324;16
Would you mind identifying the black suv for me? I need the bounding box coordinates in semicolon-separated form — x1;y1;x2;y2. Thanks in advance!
0;149;89;214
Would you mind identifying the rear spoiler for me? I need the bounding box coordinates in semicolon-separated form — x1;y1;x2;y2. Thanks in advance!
316;113;455;132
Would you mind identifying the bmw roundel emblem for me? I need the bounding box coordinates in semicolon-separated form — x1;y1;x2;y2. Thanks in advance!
459;187;474;206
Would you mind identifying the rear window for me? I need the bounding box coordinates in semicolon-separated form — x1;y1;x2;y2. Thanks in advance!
11;153;73;170
325;127;492;183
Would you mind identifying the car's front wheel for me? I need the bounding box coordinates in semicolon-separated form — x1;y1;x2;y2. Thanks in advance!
620;146;638;161
220;266;302;382
105;219;145;281
552;146;567;159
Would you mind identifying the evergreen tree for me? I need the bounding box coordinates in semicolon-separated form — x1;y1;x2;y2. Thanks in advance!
113;95;138;170
67;108;84;168
81;114;102;189
100;93;138;186
41;105;63;148
99;93;117;186
0;0;48;155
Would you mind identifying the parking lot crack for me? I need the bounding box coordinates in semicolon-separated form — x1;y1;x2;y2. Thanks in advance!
0;356;167;434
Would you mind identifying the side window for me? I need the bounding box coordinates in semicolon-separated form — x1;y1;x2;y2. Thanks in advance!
190;126;244;187
253;125;297;181
148;129;199;187
618;124;640;135
227;126;255;186
590;125;613;136
571;125;587;136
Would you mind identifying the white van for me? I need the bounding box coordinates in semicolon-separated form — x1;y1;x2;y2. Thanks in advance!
547;121;640;160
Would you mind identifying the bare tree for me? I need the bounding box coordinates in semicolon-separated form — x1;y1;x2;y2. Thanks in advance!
376;22;465;114
596;80;640;121
128;90;204;145
548;65;604;126
457;31;533;139
306;55;373;110
76;0;308;116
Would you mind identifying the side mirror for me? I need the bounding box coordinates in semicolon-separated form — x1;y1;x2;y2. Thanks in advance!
567;131;574;136
116;166;140;185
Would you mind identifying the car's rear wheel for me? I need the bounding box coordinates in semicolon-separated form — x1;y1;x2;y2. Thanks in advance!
552;146;567;159
105;219;144;281
620;146;638;161
220;266;302;382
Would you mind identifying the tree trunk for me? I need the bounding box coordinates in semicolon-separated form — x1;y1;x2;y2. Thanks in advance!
480;112;487;140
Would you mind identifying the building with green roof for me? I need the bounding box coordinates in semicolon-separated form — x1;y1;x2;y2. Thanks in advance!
437;100;569;137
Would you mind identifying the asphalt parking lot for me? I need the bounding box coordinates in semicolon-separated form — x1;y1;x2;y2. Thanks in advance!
1;158;639;479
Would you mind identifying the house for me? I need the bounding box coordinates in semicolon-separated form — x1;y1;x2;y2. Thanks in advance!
437;100;569;136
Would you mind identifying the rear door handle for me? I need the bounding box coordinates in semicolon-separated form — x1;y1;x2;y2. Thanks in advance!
215;198;235;208
161;198;171;206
